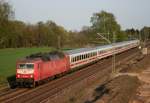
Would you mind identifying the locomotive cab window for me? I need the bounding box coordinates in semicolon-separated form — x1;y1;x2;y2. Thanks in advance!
27;64;34;69
19;64;26;69
19;64;34;69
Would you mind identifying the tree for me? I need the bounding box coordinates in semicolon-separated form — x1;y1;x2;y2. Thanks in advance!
140;27;150;41
0;1;14;25
125;28;140;40
0;1;14;48
90;11;127;42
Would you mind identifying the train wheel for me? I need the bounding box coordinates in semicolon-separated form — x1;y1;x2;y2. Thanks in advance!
36;81;39;86
30;81;36;88
33;81;36;88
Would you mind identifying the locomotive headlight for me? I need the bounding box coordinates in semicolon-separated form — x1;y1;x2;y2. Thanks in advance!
30;75;33;78
17;74;20;78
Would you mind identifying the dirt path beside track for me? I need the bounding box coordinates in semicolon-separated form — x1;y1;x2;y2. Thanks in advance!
92;48;150;103
130;67;150;103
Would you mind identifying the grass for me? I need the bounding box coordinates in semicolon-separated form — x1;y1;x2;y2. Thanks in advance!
0;47;54;84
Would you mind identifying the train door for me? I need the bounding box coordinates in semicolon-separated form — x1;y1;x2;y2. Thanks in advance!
38;63;41;81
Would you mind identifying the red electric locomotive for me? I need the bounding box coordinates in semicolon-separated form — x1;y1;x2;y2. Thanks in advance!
16;51;70;87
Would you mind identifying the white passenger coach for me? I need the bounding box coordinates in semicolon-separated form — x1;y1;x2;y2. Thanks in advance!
65;40;140;69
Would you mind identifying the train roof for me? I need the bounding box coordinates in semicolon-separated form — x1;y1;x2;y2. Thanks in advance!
24;51;65;61
65;47;96;55
65;40;139;55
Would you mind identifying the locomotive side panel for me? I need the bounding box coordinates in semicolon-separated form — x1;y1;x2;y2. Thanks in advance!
34;55;70;82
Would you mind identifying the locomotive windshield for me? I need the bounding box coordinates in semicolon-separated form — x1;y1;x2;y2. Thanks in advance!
19;64;34;69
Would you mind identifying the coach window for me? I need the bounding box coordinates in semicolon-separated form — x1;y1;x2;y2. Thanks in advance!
85;54;86;59
79;55;81;60
74;57;76;62
74;56;76;62
78;56;80;60
86;54;88;58
77;56;79;61
76;56;78;61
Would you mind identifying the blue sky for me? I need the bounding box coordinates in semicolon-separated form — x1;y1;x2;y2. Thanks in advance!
9;0;150;31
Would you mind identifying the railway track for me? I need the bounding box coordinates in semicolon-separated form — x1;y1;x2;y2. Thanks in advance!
0;88;29;101
0;48;141;103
